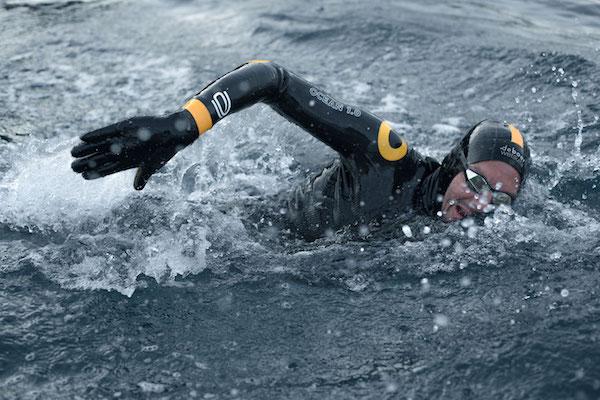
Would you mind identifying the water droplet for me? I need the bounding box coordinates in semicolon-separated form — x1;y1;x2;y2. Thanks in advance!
385;383;398;393
467;226;478;239
359;225;369;236
137;128;152;141
550;252;562;260
460;218;474;228
402;225;412;237
110;143;123;155
174;118;188;132
454;242;464;254
531;87;537;93
422;226;431;234
560;289;569;297
137;382;165;393
434;314;449;327
239;81;250;92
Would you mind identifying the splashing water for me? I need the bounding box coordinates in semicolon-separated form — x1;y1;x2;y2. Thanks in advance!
1;0;600;399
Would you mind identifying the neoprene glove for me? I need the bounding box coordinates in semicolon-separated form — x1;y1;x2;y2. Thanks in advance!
71;111;198;190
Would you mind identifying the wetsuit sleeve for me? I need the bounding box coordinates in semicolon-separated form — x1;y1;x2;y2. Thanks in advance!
183;60;410;166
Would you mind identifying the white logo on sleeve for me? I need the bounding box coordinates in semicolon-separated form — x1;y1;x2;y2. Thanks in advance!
211;91;232;119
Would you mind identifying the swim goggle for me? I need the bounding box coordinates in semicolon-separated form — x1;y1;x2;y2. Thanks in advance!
458;150;514;207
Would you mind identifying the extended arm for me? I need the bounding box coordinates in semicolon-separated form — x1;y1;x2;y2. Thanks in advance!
71;61;411;189
185;60;409;164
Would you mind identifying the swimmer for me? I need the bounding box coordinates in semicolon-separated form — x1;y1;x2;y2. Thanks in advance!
71;61;530;239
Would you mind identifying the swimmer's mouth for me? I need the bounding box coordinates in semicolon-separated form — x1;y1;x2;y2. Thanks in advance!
447;199;469;220
455;204;468;219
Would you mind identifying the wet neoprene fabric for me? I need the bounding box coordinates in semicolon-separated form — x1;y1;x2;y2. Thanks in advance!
188;61;447;238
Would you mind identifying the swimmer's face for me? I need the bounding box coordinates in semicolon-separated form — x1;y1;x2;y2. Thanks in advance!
441;160;520;222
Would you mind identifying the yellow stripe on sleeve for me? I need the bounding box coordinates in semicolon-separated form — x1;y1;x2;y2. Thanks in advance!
183;99;213;135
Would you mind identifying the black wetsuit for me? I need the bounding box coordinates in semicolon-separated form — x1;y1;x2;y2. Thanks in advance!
184;61;447;239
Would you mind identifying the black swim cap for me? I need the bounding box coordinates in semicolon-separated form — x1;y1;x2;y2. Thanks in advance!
466;120;530;181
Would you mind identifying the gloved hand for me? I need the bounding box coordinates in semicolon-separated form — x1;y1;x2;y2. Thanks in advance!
71;110;199;190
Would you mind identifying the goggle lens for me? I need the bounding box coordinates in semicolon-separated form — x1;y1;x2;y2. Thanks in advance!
491;192;512;206
464;169;513;206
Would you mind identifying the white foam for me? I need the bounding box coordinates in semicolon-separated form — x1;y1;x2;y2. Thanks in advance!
0;138;210;296
375;94;407;113
431;123;461;135
0;141;133;229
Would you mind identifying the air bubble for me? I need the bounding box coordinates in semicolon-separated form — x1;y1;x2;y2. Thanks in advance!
141;345;159;352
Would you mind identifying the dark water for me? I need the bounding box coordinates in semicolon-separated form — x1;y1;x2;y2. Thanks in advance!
1;0;600;398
